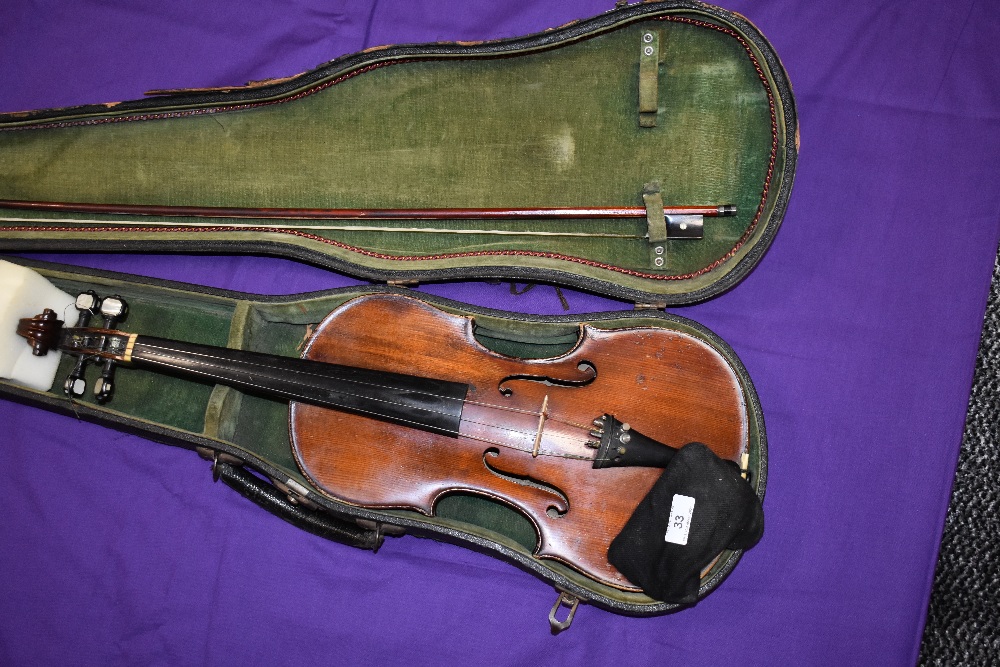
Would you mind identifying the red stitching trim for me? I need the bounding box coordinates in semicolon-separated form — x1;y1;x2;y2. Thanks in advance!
0;223;691;277
1;15;781;282
658;16;779;278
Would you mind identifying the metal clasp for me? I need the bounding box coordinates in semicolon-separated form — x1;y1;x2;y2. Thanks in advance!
195;447;244;482
548;590;580;634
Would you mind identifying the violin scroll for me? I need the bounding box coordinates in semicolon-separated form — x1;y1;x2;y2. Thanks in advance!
16;309;63;356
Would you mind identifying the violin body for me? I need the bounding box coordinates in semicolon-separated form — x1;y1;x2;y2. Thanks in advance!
292;294;747;590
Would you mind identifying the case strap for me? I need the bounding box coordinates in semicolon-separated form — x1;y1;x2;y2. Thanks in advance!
213;460;385;551
638;29;661;127
643;182;667;268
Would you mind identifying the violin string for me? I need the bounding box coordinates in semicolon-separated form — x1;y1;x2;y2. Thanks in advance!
130;338;598;457
459;396;594;432
456;414;593;450
129;334;598;432
67;328;597;432
447;431;593;461
150;351;580;457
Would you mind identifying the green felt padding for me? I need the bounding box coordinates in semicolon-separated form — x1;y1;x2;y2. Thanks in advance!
0;11;786;296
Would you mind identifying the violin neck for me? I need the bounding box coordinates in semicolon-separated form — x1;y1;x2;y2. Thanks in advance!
61;329;469;437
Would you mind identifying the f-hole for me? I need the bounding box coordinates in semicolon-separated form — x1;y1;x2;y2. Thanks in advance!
482;448;568;517
498;361;596;397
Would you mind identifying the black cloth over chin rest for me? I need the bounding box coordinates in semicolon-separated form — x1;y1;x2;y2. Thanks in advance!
608;442;764;604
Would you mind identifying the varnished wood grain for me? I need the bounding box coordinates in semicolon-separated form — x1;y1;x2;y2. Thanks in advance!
290;294;747;591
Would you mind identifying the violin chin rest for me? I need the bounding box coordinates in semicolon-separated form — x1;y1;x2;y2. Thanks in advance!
0;260;75;391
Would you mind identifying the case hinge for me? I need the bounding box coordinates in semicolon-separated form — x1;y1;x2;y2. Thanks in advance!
634;301;667;311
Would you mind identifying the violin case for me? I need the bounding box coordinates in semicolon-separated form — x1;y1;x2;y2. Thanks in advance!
0;0;794;624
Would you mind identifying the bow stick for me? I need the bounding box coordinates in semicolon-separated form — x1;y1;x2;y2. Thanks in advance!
0;199;736;238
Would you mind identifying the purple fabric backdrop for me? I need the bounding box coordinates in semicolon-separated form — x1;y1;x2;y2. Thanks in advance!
2;1;999;664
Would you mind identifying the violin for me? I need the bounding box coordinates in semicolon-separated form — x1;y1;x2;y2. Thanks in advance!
17;291;748;592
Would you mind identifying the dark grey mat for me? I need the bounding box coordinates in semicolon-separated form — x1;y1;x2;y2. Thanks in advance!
919;247;1000;665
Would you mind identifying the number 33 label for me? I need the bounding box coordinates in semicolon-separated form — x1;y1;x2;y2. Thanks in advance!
664;494;695;545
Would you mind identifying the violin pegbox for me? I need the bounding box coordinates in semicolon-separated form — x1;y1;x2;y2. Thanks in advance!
62;290;129;402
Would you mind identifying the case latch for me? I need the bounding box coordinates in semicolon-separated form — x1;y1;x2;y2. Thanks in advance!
196;446;245;482
548;590;580;634
272;477;322;511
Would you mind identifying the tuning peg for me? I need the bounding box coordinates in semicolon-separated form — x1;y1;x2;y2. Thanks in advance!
94;375;114;402
100;295;128;326
64;291;127;401
64;375;87;398
75;290;101;312
94;359;117;403
73;291;102;327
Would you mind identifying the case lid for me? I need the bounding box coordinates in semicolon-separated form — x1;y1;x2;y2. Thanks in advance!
0;1;796;304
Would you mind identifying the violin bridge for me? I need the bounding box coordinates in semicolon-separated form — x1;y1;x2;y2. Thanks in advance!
531;394;550;458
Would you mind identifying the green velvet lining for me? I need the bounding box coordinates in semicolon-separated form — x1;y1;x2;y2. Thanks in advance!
0;12;787;297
